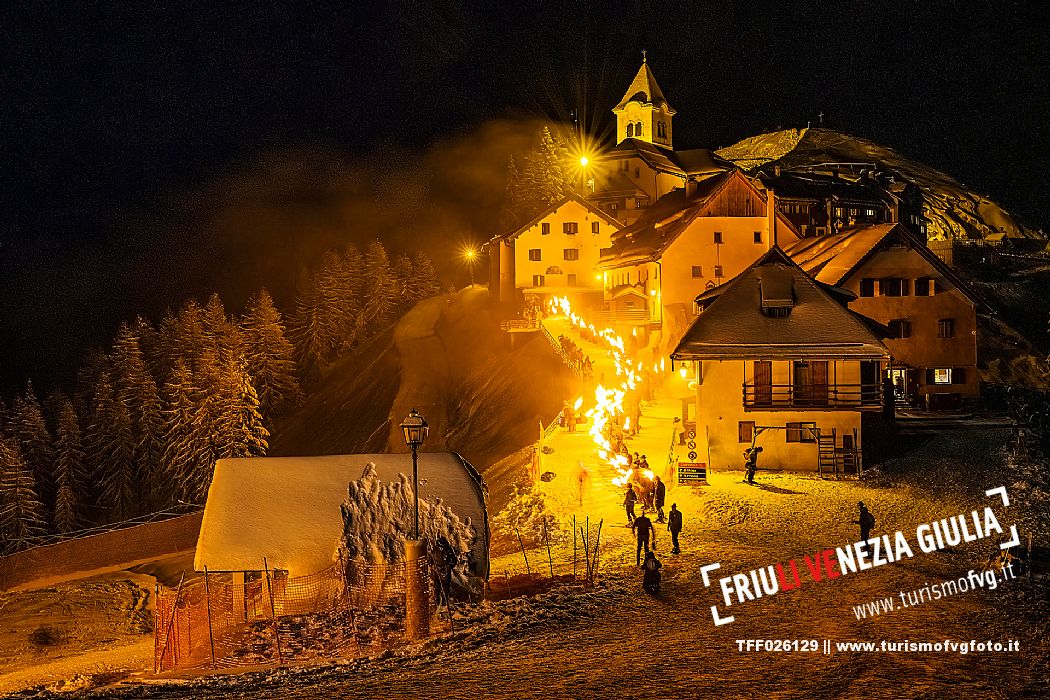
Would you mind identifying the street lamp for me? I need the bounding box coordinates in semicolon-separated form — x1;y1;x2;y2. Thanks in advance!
400;408;429;539
463;247;477;287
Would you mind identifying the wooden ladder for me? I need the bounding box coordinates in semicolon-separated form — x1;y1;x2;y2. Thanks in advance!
817;429;837;477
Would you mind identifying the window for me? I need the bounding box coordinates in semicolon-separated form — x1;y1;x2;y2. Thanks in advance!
563;222;578;235
714;265;724;278
532;275;545;287
635;167;641;179
915;277;933;296
889;319;912;339
938;318;954;338
541;223;550;236
864;208;876;217
881;278;910;296
610;202;618;211
591;221;600;234
754;231;763;244
563;248;579;261
739;421;755;444
627;124;634;138
931;368;952;384
953;367;967;385
786;422;817;443
764;306;792;318
834;207;845;217
713;231;723;244
691;265;703;278
859;278;876;297
528;249;541;261
567;273;577;286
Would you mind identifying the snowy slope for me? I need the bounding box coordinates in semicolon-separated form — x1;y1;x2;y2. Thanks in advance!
717;128;1040;242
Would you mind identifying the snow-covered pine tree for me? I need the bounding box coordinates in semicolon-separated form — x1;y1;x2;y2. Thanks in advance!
159;360;202;507
288;277;332;384
132;315;162;381
240;288;302;419
53;398;86;533
408;252;443;302
12;382;55;522
0;438;48;554
83;371;116;513
184;348;226;504
176;299;207;369
315;251;355;354
360;240;399;333
202;293;242;363
73;348;109;426
213;359;269;460
521;126;574;212
498;154;526;231
99;391;137;522
111;322;164;512
339;243;366;341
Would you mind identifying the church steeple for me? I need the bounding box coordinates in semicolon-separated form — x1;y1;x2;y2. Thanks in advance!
613;53;676;148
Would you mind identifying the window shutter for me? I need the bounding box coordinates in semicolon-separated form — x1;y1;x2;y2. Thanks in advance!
953;368;967;385
925;369;936;384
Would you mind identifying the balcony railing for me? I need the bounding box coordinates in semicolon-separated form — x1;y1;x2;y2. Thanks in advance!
586;309;652;327
742;382;883;410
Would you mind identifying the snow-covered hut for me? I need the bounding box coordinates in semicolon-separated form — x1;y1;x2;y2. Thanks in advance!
193;452;489;579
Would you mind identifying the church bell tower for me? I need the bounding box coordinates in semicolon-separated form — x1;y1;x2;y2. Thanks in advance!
613;52;676;148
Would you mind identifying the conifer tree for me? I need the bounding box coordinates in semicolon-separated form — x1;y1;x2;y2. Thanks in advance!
335;244;366;351
0;438;47;554
213;360;269;461
393;254;414;310
176;299;207;369
361;240;399;332
499;154;527;230
289;278;331;384
53;399;85;533
98;394;136;521
74;348;109;426
159;360;204;507
202;293;242;363
408;252;443;301
521;126;573;211
132;315;162;381
83;371;117;512
12;382;55;520
241;288;301;418
110;323;164;512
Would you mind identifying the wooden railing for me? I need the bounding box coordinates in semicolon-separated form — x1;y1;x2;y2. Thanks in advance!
742;382;882;410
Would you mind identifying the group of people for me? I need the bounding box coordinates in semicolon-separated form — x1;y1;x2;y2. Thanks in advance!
630;503;684;594
557;334;595;378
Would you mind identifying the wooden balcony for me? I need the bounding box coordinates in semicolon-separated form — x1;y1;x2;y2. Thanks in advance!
742;382;883;411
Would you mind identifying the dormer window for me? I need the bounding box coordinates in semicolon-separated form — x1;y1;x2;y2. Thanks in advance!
759;266;795;318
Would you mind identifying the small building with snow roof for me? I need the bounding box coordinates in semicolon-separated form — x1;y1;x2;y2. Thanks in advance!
194;452;489;579
671;248;890;475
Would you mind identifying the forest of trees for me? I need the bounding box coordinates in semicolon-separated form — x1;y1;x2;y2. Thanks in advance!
499;125;579;232
0;241;442;554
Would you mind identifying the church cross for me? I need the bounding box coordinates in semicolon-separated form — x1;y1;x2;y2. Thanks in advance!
642;49;647;63
818;111;825;124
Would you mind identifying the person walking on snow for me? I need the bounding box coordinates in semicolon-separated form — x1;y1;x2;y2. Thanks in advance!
668;504;683;554
632;512;657;566
744;446;762;484
624;487;637;525
654;476;666;523
642;550;662;594
854;501;876;542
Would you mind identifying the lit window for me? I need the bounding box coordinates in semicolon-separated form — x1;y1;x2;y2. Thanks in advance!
528;249;541;261
563;248;579;261
564;222;578;235
610;202;618;211
691;265;703;278
938;319;954;338
933;368;952;384
541;223;550;236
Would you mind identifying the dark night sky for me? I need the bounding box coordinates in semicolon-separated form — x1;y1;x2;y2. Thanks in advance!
2;1;1048;393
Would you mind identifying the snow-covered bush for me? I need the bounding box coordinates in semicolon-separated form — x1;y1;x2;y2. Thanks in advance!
489;484;565;555
337;463;481;597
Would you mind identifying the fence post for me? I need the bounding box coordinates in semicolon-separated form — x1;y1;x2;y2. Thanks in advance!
159;573;184;673
542;518;554;581
572;515;577;581
515;528;530;575
153;583;160;674
591;519;604;584
203;566;216;668
263;558;283;664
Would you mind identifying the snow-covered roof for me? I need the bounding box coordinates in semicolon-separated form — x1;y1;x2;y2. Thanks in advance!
608;139;733;177
614;61;674;112
497;193;623;242
194;452;488;577
671;248;890;361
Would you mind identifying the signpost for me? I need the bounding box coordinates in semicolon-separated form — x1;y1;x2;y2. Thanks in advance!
677;463;707;484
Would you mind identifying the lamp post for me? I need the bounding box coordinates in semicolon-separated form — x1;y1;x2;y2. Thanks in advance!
400;408;429;539
463;248;477;287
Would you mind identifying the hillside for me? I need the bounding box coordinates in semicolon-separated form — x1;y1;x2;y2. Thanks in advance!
717;128;1042;242
269;287;573;511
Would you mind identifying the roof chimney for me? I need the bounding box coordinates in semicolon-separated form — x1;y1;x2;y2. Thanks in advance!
685;178;697;197
767;188;777;250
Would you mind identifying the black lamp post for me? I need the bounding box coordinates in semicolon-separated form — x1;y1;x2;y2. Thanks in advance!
400;408;429;539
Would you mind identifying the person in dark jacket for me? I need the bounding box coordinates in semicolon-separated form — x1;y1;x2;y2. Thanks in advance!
853;501;876;543
744;446;762;484
654;476;666;523
632;513;656;566
624;487;637;525
642;550;662;594
668;503;683;554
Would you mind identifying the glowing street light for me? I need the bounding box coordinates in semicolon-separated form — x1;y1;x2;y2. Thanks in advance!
579;155;589;168
463;247;478;287
400;408;430;539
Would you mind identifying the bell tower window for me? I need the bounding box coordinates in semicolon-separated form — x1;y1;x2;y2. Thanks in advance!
626;123;634;138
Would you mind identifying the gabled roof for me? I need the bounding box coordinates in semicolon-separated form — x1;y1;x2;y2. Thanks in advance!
782;223;984;306
609;139;733;177
496;192;624;244
671;248;890;361
614;61;674;113
597;170;800;269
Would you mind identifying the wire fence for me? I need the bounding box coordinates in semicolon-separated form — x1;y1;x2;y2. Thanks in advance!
155;557;432;672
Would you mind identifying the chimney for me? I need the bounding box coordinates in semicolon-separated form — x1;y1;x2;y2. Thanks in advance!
767;188;777;250
685;178;697;197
